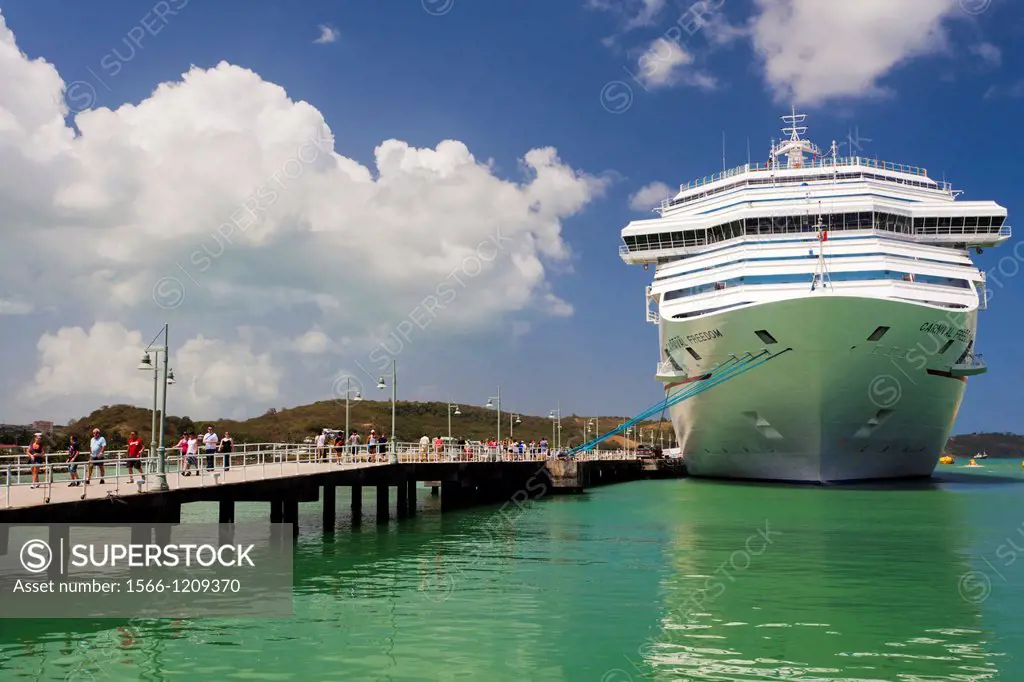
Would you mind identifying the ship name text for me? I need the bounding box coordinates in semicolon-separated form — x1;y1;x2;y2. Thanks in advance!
686;329;724;344
919;322;972;343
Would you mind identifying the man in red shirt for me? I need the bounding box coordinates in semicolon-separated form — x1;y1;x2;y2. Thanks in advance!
126;431;146;484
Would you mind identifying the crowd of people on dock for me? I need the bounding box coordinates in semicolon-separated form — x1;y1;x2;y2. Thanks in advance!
17;425;235;488
15;423;587;489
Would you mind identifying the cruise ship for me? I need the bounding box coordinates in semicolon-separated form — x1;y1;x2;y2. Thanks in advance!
620;112;1009;482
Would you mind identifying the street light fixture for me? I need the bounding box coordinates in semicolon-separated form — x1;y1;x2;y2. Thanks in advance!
485;387;501;457
376;360;397;464
339;377;362;454
447;401;461;442
548;403;561;452
509;413;522;442
586;418;598;453
137;324;172;491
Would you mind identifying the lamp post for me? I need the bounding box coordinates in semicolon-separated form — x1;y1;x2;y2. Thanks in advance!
548;403;561;452
485;387;501;458
341;377;362;448
447;401;461;441
137;324;174;491
509;413;522;442
586;418;598;453
376;360;397;464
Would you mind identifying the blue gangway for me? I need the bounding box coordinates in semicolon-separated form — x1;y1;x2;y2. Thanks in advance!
564;347;792;456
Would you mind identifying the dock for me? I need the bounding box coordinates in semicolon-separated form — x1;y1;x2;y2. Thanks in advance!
0;444;686;536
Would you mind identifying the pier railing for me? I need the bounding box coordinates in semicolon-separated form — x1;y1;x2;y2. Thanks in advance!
0;443;644;507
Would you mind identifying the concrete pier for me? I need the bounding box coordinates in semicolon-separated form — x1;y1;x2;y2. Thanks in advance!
351;485;362;525
219;499;234;524
0;456;687;537
406;479;417;515
376;485;389;523
323;485;336;531
396;481;409;518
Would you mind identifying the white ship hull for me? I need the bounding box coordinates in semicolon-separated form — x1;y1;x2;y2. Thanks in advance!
661;295;976;483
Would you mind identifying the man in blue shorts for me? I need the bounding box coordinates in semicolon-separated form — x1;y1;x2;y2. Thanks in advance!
87;428;106;485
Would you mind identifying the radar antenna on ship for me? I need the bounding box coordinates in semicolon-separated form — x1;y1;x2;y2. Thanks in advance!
771;105;821;169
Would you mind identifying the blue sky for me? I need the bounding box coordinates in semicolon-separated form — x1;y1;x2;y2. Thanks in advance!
0;0;1021;434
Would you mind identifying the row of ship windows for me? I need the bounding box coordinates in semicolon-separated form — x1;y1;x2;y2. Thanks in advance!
655;251;964;281
623;211;1006;252
662;271;971;300
667;172;941;208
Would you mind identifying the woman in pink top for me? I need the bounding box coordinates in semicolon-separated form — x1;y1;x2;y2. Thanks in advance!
178;434;190;475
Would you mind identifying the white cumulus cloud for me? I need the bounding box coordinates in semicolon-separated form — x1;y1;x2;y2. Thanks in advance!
629;181;674;212
313;24;338;44
749;0;961;106
0;8;608;422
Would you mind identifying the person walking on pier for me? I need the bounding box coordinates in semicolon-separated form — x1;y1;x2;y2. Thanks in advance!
367;430;378;459
219;431;233;470
87;428;106;485
126;431;145;484
347;430;360;462
315;430;326;462
26;433;44;489
333;432;345;462
66;435;81;486
203;426;219;471
419;434;429;457
183;432;199;476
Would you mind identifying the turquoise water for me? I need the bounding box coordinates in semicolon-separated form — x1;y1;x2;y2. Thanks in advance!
2;460;1024;680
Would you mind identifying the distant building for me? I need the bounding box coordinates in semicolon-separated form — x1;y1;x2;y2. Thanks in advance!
31;420;54;434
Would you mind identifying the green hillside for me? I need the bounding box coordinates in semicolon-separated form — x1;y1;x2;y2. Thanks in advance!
4;402;1021;457
4;401;673;451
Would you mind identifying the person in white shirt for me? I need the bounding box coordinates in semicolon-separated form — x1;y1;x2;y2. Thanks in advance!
347;431;361;461
203;426;218;470
186;432;199;476
315;431;326;462
419;435;429;456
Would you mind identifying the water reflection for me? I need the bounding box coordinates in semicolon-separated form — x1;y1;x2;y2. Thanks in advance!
636;479;1003;680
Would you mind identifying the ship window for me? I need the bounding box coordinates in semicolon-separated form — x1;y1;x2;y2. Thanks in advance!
925;217;937;228
913;217;924;229
951;217;964;228
977;216;991;228
685;347;702;361
993;215;1005;227
938;217;951;228
754;330;777;345
938;339;954;355
964;216;978;228
867;326;889;341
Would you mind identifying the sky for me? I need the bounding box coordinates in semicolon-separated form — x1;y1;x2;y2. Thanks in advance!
0;0;1021;434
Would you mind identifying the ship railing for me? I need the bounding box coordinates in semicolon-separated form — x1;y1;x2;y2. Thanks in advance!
0;443;651;506
676;156;930;193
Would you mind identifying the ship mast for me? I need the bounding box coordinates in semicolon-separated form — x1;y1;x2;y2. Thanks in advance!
771;105;822;169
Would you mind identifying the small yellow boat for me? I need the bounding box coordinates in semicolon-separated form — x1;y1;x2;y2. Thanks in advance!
939;455;954;465
966;458;979;467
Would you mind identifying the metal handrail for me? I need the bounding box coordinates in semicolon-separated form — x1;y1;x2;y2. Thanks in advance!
0;442;646;506
677;156;930;194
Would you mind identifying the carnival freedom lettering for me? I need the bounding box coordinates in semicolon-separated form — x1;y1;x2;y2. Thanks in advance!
919;322;972;343
686;329;724;344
